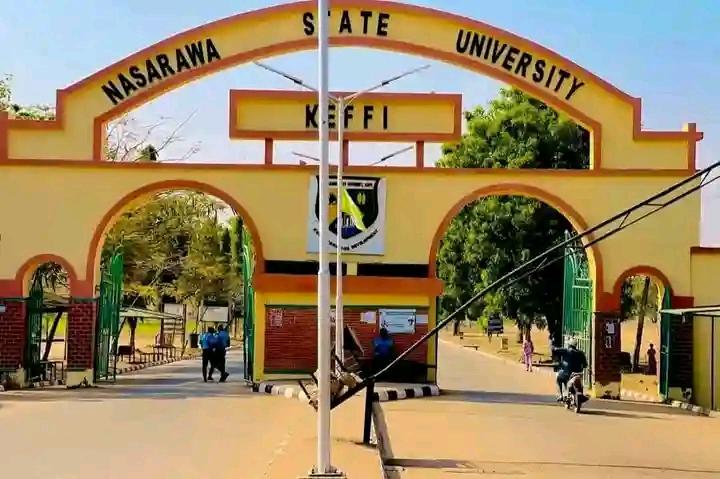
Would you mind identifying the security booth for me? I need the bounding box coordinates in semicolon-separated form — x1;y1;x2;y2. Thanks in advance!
659;305;720;411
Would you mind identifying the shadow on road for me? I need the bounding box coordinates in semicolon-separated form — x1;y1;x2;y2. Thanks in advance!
385;457;720;475
0;355;258;403
437;389;695;418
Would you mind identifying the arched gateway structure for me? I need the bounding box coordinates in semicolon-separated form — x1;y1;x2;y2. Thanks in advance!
0;0;716;407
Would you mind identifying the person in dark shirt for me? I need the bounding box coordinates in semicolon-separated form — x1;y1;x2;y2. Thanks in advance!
372;328;394;374
553;338;588;401
199;327;216;382
647;343;658;375
215;325;230;383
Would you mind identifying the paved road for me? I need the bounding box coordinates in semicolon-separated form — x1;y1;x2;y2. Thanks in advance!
0;350;319;479
381;340;720;478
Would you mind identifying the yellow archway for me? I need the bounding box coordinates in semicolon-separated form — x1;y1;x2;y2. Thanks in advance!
0;0;699;170
0;1;714;405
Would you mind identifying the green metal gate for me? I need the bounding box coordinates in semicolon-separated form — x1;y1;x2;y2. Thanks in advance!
562;231;593;385
25;277;44;382
241;230;255;381
95;250;123;382
659;286;672;398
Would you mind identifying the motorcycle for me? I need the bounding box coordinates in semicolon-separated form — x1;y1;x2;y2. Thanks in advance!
563;372;588;413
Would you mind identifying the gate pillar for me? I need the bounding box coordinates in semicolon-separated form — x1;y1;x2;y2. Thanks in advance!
592;312;622;399
0;299;27;385
66;298;97;387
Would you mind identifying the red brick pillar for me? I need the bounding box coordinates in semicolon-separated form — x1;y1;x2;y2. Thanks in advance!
0;299;26;370
66;299;97;372
593;312;622;399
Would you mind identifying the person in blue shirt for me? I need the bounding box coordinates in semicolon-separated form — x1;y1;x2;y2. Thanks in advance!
214;325;231;382
372;328;394;374
199;326;217;382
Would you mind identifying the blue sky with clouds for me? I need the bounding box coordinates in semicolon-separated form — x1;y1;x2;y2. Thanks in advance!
1;1;719;240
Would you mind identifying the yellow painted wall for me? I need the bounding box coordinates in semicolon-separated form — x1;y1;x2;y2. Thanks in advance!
0;164;701;302
690;253;720;410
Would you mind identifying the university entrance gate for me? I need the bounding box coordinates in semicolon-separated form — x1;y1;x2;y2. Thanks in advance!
0;0;716;406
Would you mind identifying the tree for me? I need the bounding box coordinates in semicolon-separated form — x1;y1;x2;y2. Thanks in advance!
0;74;55;120
437;87;589;343
620;275;660;371
102;191;242;314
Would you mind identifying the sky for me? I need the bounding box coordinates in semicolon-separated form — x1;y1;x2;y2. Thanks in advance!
1;0;719;241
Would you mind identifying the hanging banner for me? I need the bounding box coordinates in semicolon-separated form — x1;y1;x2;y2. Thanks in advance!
307;175;386;255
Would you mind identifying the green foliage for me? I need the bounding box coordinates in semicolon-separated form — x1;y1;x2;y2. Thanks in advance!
31;262;68;291
102;191;244;310
621;275;660;321
437;87;589;341
0;74;55;120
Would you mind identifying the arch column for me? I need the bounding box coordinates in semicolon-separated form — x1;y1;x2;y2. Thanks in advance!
66;293;97;387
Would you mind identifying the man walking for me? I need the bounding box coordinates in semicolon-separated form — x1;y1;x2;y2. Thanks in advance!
215;325;231;382
199;326;217;382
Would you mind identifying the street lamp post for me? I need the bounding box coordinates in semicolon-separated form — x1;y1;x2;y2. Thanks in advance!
255;56;429;477
294;140;417;369
316;0;332;474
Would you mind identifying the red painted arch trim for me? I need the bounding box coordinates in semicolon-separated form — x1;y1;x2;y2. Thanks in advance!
427;183;605;304
85;180;265;290
611;265;672;300
606;265;673;313
7;254;80;297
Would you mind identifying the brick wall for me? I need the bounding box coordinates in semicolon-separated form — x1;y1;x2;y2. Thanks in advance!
593;312;622;388
264;306;429;373
669;316;693;389
0;299;26;370
66;299;96;370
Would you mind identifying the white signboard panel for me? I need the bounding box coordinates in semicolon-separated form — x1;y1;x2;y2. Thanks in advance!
379;309;416;334
201;305;229;324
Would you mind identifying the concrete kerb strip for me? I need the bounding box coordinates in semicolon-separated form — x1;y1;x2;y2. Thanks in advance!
115;344;240;376
372;401;398;479
668;400;720;418
252;381;440;403
115;354;196;376
620;388;663;404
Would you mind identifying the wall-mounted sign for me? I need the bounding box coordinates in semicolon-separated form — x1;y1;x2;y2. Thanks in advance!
162;303;184;317
229;89;461;142
268;308;284;328
380;309;416;334
201;305;229;324
307;176;386;255
361;311;377;324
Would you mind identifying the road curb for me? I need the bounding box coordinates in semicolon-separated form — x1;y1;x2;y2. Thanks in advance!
115;356;187;375
668;400;719;418
620;388;663;403
252;381;440;403
29;379;65;388
114;345;241;376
